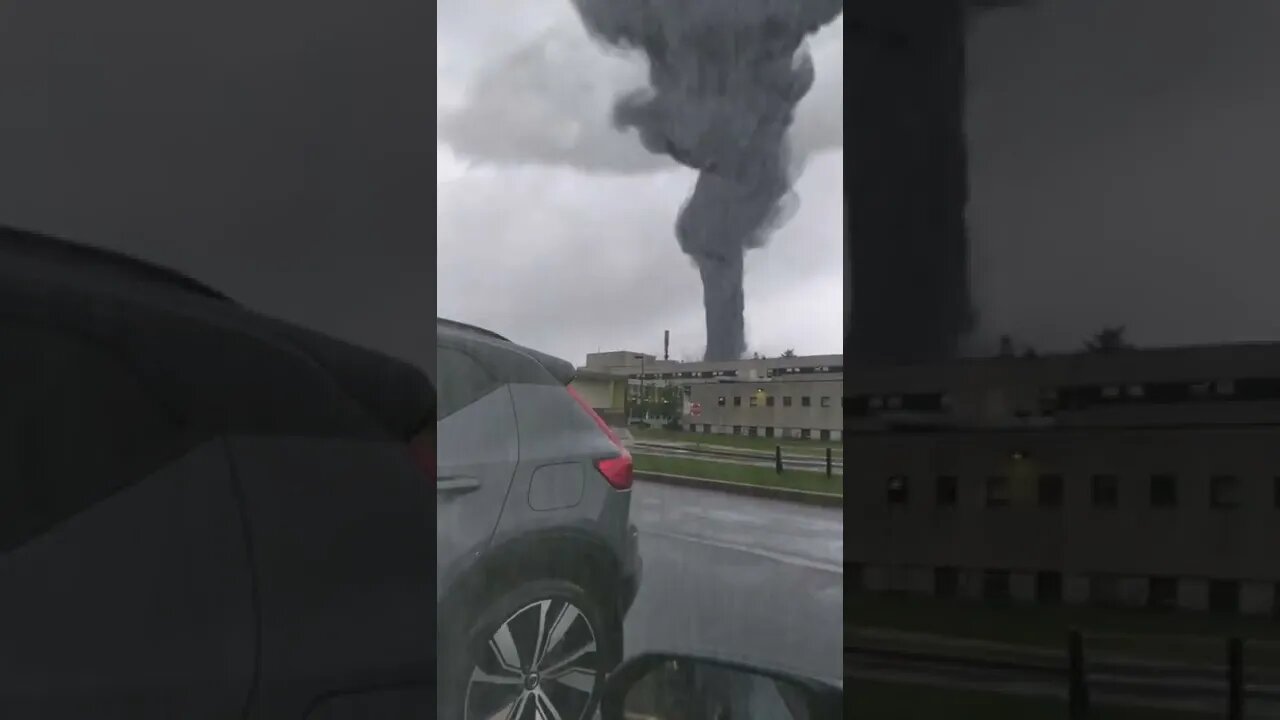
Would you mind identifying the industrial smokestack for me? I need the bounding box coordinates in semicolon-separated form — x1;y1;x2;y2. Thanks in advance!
570;0;843;362
663;329;670;360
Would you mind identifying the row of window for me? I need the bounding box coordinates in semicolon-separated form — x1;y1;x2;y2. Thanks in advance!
637;366;843;381
767;365;843;377
715;394;837;408
638;369;737;380
850;564;1276;614
688;424;834;441
845;376;1280;419
884;473;1280;510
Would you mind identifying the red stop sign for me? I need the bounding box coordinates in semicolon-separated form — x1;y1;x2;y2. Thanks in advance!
690;402;702;417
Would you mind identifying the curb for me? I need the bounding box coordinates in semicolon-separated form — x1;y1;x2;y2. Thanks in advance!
633;442;844;470
634;471;844;508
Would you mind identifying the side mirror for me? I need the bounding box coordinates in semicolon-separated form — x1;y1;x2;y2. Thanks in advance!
599;653;842;720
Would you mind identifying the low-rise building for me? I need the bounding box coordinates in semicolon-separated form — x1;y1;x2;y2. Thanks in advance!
850;342;1280;616
578;350;844;437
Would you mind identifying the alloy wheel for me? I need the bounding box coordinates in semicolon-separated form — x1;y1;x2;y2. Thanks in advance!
463;597;600;720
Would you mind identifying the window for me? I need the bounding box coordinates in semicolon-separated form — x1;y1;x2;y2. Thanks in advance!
1150;474;1178;508
717;396;726;407
819;429;830;441
766;396;775;407
783;396;793;407
1090;575;1120;607
801;396;811;407
732;425;742;435
985;476;1011;507
935;476;958;507
1036;571;1062;604
747;426;758;436
1092;474;1119;507
800;428;811;439
820;396;831;408
1210;475;1240;508
935;567;959;599
1148;577;1178;610
1038;475;1064;508
733;396;742;407
850;563;865;592
983;570;1011;602
2;321;197;552
887;475;909;504
1209;579;1240;613
765;427;774;438
702;424;711;433
748;396;758;407
437;345;500;419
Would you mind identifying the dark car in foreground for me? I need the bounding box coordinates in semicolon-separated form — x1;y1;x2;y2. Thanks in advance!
434;318;642;720
0;225;436;718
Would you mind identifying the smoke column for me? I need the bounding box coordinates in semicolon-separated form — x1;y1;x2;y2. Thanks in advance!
570;0;843;361
847;2;974;365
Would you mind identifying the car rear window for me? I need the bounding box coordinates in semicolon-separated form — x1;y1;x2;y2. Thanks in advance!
436;344;501;420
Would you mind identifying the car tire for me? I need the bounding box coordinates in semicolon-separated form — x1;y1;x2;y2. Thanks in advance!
441;578;620;720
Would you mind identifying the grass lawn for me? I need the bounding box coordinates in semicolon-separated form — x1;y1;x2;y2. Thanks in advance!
632;453;843;496
632;427;842;456
849;593;1280;667
850;679;1215;720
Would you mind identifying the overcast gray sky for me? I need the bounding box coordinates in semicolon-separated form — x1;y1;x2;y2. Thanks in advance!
437;0;845;366
964;0;1280;354
0;0;432;369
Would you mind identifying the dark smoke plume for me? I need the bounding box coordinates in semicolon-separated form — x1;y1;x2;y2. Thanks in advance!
570;0;843;361
847;1;974;366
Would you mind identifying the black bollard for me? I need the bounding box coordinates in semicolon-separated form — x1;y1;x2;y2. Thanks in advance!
825;447;832;477
775;445;783;474
1228;637;1243;720
1068;629;1090;719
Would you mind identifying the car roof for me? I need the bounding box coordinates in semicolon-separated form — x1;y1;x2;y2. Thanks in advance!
3;225;434;438
1;224;232;302
438;317;510;342
437;317;575;385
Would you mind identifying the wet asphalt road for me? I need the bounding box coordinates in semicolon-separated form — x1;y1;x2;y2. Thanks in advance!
621;481;843;685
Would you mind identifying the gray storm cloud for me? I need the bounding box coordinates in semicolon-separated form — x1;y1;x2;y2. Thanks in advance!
438;18;844;175
568;0;842;360
963;0;1280;354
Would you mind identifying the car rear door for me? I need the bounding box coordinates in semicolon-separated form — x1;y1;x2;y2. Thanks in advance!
433;336;521;598
0;299;255;719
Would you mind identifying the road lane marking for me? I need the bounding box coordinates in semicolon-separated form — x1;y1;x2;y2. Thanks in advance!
641;527;843;575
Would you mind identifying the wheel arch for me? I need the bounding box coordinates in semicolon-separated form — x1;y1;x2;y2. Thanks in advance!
442;527;622;635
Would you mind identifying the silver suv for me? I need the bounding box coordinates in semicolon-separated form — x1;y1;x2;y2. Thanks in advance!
434;318;642;720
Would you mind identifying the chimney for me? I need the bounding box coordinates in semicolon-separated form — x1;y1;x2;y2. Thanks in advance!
664;330;670;361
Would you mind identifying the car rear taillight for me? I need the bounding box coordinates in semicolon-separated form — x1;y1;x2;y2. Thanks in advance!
409;430;434;483
566;385;633;490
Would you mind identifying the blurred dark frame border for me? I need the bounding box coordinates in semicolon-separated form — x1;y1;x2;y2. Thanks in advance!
0;0;437;716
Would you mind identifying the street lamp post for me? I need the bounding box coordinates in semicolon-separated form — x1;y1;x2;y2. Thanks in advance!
633;354;646;421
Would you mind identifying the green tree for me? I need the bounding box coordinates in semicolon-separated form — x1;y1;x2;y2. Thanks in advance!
1084;326;1132;353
